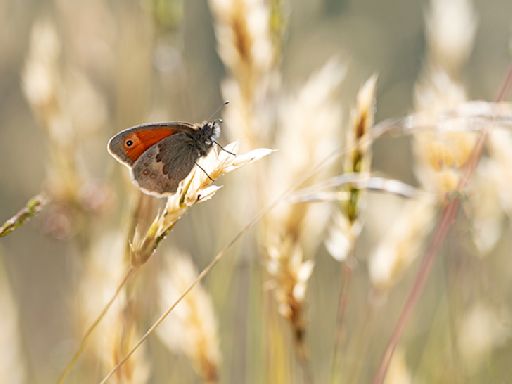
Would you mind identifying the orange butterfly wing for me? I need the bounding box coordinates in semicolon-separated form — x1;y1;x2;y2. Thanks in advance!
123;128;177;163
108;122;196;166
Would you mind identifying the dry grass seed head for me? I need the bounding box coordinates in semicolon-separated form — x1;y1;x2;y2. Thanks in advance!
468;158;506;254
369;193;436;291
210;0;276;147
413;71;477;196
22;19;111;238
457;302;511;372
486;127;512;213
425;0;477;73
23;19;62;129
266;243;314;342
131;143;272;265
466;107;512;253
209;0;273;89
325;75;377;262
413;0;477;198
263;61;345;347
268;60;345;250
157;251;220;382
79;232;149;383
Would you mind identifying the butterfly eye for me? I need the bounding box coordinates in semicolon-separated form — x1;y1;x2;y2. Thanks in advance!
125;139;133;147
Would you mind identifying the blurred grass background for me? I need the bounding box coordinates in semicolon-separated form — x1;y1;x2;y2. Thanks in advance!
1;0;512;383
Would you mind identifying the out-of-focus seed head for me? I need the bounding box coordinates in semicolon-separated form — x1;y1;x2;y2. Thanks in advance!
426;0;477;72
157;251;220;382
369;194;436;291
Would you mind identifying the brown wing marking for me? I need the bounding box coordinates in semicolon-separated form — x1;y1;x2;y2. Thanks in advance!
131;132;199;195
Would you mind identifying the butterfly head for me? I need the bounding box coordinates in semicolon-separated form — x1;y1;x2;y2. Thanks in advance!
204;120;221;140
194;120;221;155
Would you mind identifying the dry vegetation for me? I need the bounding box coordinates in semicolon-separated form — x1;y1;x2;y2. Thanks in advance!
1;0;512;383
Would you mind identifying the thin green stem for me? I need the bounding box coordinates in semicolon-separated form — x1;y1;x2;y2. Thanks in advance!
0;194;47;238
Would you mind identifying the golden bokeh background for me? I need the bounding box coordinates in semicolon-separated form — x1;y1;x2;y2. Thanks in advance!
1;0;511;383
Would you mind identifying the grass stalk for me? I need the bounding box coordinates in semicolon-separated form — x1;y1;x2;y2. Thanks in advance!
330;251;354;382
372;64;512;384
56;192;151;383
57;265;137;384
295;339;314;384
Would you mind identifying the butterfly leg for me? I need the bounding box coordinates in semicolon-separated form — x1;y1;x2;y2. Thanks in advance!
213;140;236;156
194;162;214;182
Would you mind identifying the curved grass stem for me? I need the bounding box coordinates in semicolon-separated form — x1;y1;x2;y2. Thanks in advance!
97;144;365;383
56;265;137;384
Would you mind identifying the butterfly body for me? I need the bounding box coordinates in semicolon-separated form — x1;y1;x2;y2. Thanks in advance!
108;121;220;196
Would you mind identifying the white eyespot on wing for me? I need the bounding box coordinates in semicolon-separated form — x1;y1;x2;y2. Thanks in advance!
107;133;134;167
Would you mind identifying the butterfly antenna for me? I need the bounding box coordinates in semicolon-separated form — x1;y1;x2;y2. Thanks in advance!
206;100;230;122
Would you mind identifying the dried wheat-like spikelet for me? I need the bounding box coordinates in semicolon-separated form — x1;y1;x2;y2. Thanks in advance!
0;257;25;384
108;316;150;384
413;0;477;198
131;143;272;266
157;251;220;382
79;233;149;383
60;143;270;382
25;17;109;138
266;242;314;345
209;0;273;79
486;127;512;214
264;60;344;348
457;302;510;373
413;71;477;197
342;75;377;213
268;60;344;244
425;0;476;73
415;0;512;256
372;0;478;293
468;158;505;254
22;19;62;131
369;193;436;291
209;0;276;147
325;75;377;262
22;19;110;239
469;121;512;253
23;19;79;197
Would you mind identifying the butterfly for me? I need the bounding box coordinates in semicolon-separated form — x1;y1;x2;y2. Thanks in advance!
108;120;221;197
